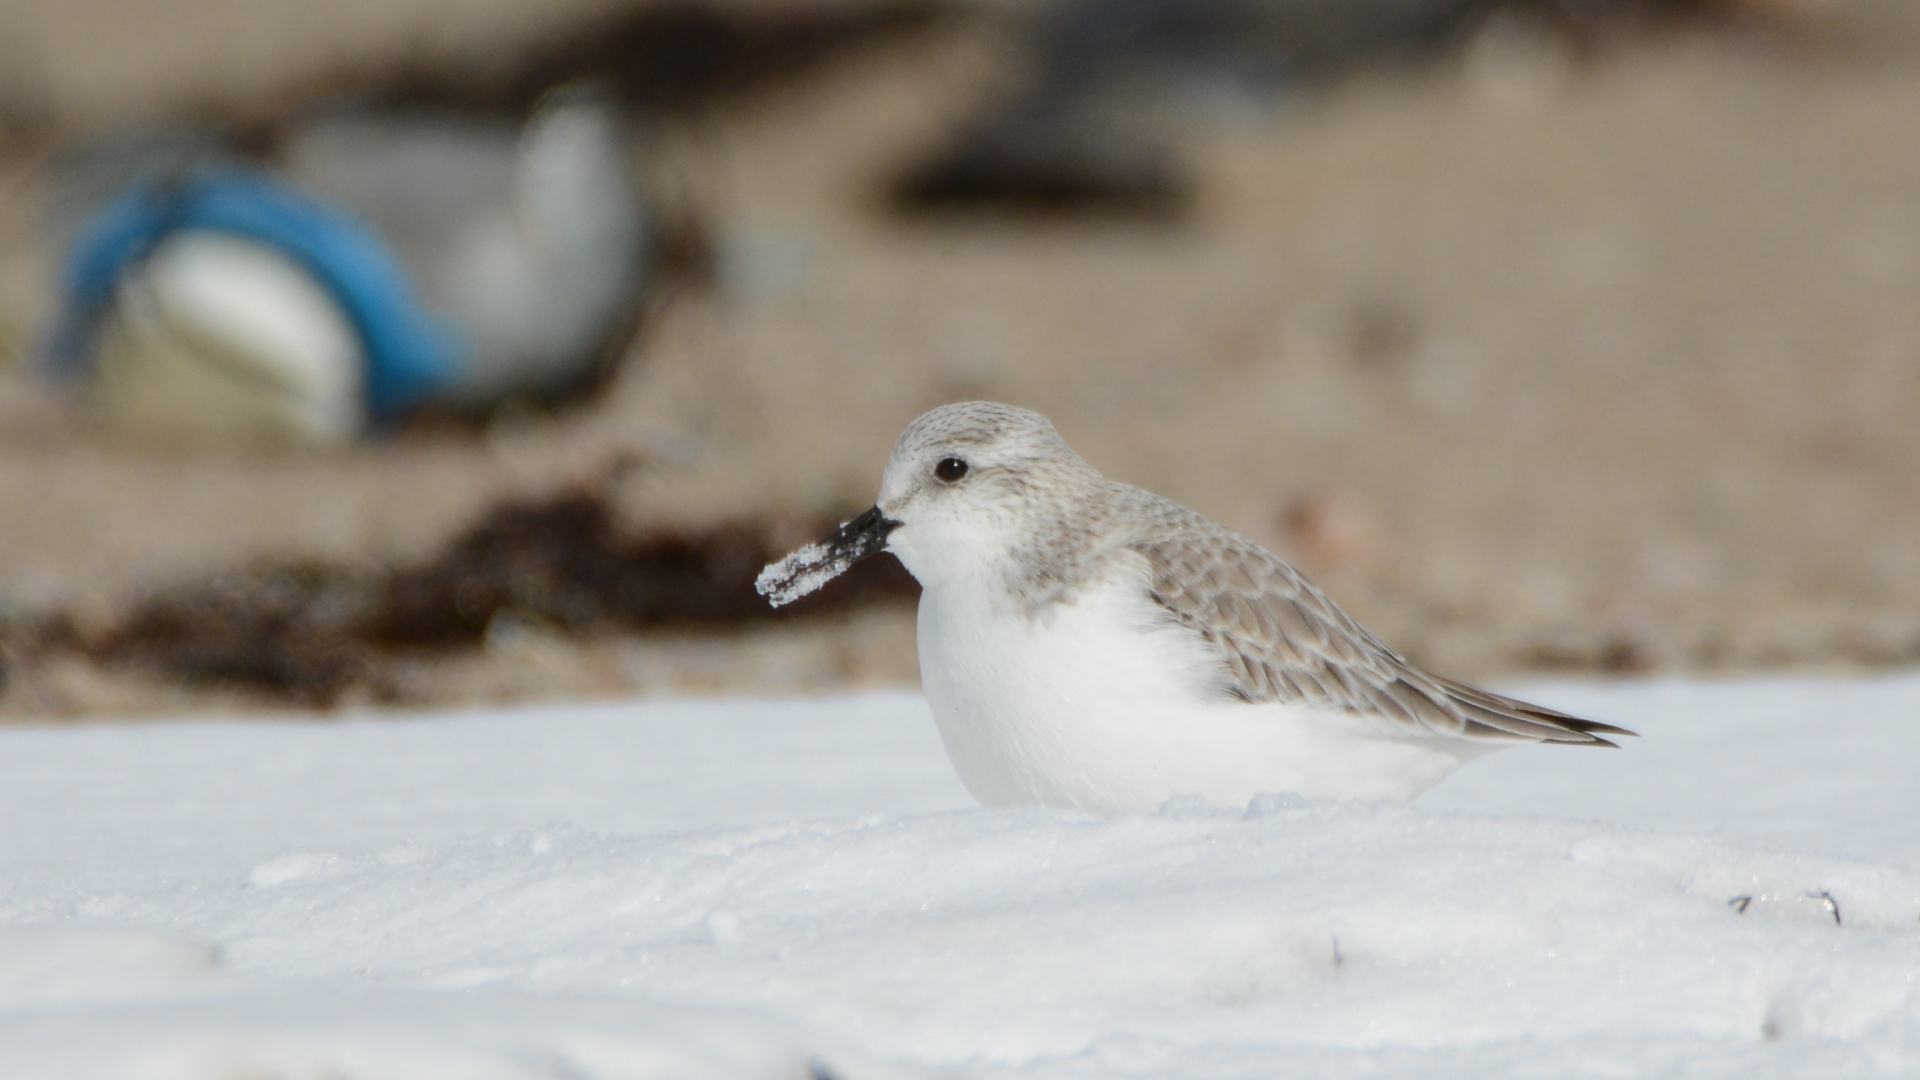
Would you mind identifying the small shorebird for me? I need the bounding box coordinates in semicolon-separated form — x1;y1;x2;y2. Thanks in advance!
760;402;1631;812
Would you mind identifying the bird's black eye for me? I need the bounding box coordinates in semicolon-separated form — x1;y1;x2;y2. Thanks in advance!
934;457;969;483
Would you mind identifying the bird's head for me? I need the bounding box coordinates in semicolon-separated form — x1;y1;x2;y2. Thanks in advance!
756;401;1101;604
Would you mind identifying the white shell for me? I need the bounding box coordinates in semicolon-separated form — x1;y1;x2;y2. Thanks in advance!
91;230;365;446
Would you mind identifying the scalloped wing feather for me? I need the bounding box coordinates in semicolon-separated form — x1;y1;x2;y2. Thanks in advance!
1120;493;1631;747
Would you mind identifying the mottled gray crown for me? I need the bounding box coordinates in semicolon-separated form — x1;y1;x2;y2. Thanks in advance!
891;402;1072;461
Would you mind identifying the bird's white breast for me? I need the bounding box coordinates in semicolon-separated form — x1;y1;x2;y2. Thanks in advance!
915;569;1488;812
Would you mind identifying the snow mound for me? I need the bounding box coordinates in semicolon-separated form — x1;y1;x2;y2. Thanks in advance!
1;678;1918;1077
0;954;840;1080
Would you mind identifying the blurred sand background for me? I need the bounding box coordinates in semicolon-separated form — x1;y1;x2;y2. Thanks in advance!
3;0;1920;717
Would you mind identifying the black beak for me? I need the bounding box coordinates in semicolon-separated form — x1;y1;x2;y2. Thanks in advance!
757;505;903;607
822;505;901;565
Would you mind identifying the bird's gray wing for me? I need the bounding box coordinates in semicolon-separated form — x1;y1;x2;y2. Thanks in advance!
1124;501;1630;745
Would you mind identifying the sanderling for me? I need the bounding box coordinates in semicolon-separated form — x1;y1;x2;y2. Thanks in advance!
758;401;1631;812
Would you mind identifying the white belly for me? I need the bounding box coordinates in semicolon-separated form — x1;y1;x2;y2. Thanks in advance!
916;574;1492;812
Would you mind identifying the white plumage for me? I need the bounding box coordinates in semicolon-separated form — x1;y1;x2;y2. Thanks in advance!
916;561;1494;810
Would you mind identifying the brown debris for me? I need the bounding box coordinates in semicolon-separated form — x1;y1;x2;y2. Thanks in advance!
888;108;1190;220
37;490;918;707
1280;495;1384;574
885;0;1817;220
264;0;959;128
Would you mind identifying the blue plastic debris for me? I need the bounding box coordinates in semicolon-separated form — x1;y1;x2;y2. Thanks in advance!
45;165;460;423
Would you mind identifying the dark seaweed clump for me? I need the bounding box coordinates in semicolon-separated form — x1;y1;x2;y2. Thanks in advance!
63;490;917;705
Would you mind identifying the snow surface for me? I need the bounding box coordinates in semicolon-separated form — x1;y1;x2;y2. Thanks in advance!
1;677;1918;1078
